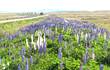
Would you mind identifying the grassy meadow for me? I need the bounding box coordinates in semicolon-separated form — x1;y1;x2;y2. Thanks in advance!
0;15;46;37
51;11;110;31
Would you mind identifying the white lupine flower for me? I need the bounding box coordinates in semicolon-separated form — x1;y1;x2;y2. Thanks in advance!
30;34;36;50
26;38;29;48
31;34;34;44
37;32;44;50
81;32;84;39
92;48;95;60
77;34;79;44
92;53;95;60
43;33;46;45
85;33;88;42
43;33;47;53
33;42;36;50
64;19;69;23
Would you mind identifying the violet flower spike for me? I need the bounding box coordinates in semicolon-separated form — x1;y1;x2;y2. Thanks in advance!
30;56;33;64
18;64;21;70
25;58;29;70
58;47;62;59
100;64;104;70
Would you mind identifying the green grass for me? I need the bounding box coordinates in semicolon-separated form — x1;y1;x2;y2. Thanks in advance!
0;13;20;21
0;16;45;36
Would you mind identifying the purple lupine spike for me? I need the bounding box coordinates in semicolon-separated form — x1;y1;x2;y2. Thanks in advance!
25;58;29;70
58;34;63;43
86;47;88;54
18;64;21;70
79;62;83;70
83;48;88;64
30;56;33;64
60;62;63;70
22;47;26;55
43;33;47;54
100;64;104;70
20;47;25;56
83;54;87;64
51;36;54;42
22;55;25;62
43;42;46;54
58;47;62;59
38;46;43;54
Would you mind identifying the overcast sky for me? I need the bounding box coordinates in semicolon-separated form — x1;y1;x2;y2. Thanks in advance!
0;0;110;12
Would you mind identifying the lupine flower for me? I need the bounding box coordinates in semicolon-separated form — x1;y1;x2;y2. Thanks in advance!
84;48;88;64
26;38;29;48
22;55;25;62
58;34;63;43
85;33;88;42
79;62;83;70
31;34;34;44
60;62;63;70
43;33;46;54
58;47;62;59
38;46;43;54
18;64;21;70
33;42;36;50
20;47;26;56
83;54;87;64
25;58;29;70
100;64;104;70
81;32;84;40
77;33;80;44
51;36;54;42
30;56;33;64
37;31;44;54
92;48;95;60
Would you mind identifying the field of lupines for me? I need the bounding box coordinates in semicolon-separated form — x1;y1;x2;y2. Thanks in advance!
0;16;110;70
